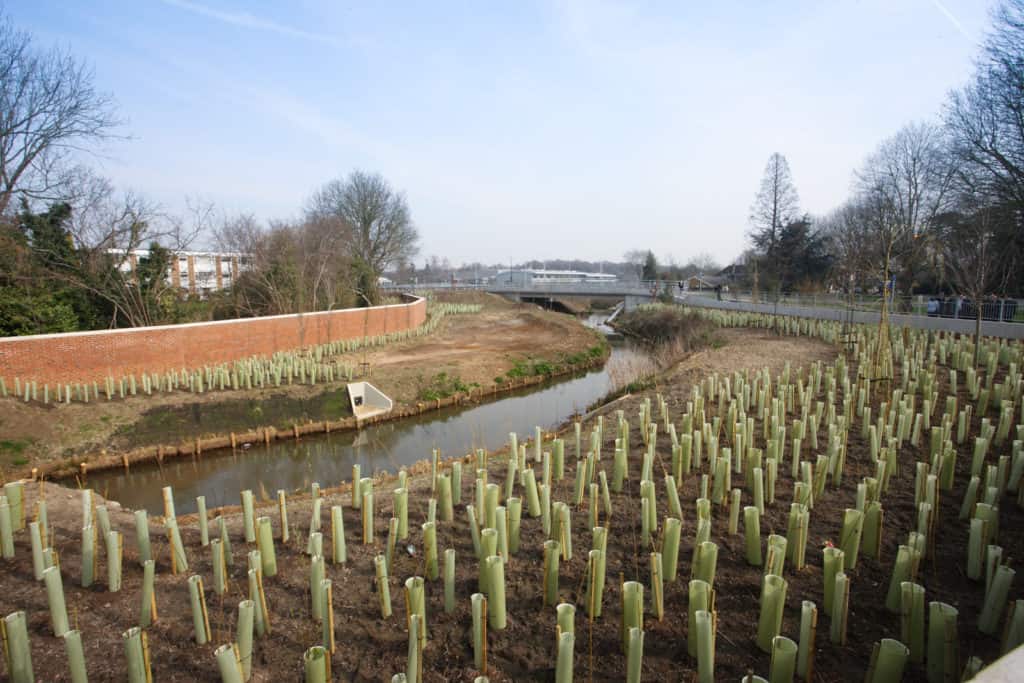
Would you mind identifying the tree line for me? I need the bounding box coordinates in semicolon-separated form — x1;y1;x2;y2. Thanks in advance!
0;11;419;336
746;0;1024;305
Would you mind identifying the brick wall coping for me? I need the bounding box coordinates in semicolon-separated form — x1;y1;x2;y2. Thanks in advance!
0;294;424;344
0;294;427;386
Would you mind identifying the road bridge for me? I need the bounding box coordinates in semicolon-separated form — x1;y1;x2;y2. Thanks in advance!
385;280;666;311
486;281;660;311
387;281;1023;339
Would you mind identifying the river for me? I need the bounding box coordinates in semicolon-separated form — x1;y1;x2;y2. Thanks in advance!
86;314;646;514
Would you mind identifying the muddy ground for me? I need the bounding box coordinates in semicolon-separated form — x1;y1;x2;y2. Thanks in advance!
0;293;603;477
0;326;1019;681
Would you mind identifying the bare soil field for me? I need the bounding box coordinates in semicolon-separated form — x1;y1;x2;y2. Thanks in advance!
0;323;1017;682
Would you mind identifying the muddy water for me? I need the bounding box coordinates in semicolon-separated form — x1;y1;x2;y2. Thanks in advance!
89;328;648;515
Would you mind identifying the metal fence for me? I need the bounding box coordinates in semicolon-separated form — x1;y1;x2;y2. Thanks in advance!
383;281;1024;324
716;291;1024;323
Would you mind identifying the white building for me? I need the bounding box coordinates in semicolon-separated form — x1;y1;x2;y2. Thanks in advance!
109;249;251;297
493;269;619;287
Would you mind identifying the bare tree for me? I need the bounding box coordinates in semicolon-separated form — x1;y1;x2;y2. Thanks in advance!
945;0;1024;210
688;252;720;274
622;250;651;281
216;213;353;317
307;170;419;305
0;12;121;216
820;201;877;293
937;203;1017;364
26;189;164;327
749;153;800;293
848;122;953;387
854;122;954;297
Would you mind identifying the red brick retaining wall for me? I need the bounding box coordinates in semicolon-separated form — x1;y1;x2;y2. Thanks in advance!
0;295;426;386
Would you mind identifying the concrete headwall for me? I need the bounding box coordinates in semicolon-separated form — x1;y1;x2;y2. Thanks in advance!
0;295;427;386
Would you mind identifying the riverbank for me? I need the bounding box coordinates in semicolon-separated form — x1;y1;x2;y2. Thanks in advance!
0;292;606;478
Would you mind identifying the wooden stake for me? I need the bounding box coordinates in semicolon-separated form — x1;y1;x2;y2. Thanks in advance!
141;630;153;683
482;597;488;676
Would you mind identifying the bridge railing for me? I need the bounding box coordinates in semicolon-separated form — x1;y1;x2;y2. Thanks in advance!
384;280;667;296
487;281;661;295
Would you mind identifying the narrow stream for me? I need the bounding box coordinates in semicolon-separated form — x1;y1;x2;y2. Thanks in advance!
87;314;646;515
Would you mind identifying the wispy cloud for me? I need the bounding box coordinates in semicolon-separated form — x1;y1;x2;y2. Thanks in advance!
930;0;973;41
160;0;344;46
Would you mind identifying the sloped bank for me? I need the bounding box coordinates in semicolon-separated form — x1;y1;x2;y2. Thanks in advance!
45;345;610;481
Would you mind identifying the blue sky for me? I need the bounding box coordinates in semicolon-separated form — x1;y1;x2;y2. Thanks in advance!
9;0;993;267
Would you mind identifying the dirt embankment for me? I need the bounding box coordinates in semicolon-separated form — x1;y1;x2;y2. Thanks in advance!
0;293;605;478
